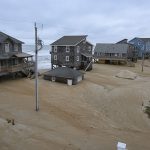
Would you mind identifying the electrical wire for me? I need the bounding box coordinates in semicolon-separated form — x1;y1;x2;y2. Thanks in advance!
0;19;48;41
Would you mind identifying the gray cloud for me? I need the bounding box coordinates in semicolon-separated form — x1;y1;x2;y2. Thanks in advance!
0;0;150;44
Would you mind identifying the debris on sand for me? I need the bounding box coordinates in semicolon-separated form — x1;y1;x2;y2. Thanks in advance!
6;118;15;125
115;70;137;80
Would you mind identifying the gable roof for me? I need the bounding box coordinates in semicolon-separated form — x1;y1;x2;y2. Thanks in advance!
138;38;150;43
130;37;150;43
51;35;87;46
44;67;83;79
116;39;128;44
94;43;128;53
0;31;24;44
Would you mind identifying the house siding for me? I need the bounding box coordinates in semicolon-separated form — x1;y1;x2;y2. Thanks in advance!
51;36;93;70
51;42;93;68
94;43;137;62
129;38;150;58
0;39;22;54
145;41;150;52
74;46;81;68
51;46;75;67
0;33;34;77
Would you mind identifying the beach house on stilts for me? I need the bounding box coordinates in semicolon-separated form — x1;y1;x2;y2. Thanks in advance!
94;39;138;65
0;31;34;78
50;35;93;71
44;35;93;85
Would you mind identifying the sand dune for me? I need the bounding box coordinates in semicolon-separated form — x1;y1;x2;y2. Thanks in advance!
0;60;150;150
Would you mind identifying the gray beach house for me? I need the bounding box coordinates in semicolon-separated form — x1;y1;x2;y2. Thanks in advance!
0;31;34;77
50;35;93;71
94;41;137;64
129;37;150;58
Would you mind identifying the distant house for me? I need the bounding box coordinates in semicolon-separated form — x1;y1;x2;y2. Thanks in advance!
129;37;150;58
94;42;137;64
50;35;93;71
0;31;34;77
44;67;84;85
116;39;128;44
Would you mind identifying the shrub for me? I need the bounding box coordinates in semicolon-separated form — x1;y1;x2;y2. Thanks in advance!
144;106;150;118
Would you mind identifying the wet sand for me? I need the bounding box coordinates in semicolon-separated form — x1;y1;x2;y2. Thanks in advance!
0;60;150;150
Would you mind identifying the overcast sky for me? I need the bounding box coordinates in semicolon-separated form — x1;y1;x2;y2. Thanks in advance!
0;0;150;44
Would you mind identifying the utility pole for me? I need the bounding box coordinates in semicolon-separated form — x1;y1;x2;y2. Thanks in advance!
142;53;144;72
34;22;43;111
35;22;39;111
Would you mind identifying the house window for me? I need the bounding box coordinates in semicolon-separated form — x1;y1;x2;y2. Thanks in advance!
66;56;69;62
122;53;127;57
54;46;57;52
12;59;18;65
119;53;122;57
88;46;92;51
14;44;18;51
54;55;57;60
4;43;10;53
66;46;70;52
77;56;79;61
77;46;80;53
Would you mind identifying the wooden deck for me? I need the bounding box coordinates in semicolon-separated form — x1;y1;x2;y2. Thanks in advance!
0;61;34;75
94;56;127;61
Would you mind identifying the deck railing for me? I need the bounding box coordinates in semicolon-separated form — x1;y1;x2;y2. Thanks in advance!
0;61;34;73
94;55;127;60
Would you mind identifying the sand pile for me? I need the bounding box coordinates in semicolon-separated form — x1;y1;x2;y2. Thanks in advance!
115;70;137;80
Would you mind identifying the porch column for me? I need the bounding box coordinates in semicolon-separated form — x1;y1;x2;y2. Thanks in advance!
6;59;9;71
0;61;1;72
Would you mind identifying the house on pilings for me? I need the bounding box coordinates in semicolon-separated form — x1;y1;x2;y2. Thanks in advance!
0;31;34;78
94;39;138;65
50;35;93;71
129;37;150;58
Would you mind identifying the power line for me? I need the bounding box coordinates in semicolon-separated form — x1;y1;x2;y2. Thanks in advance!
0;19;33;24
0;18;44;27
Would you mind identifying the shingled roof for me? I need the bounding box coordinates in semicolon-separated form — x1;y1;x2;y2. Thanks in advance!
44;67;83;79
0;31;24;44
116;39;128;44
94;43;128;53
51;35;87;46
12;52;33;58
0;52;33;60
138;38;150;43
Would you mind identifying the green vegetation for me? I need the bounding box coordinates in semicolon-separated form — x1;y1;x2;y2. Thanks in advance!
145;106;150;118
